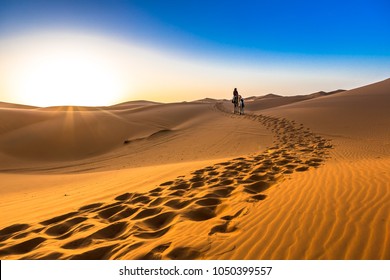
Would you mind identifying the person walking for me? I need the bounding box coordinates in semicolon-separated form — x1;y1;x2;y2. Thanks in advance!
232;88;239;114
239;95;245;115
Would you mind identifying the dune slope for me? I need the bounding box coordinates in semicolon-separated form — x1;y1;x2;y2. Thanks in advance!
0;102;333;259
0;78;389;259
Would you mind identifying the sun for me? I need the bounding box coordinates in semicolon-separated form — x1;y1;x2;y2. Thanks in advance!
2;34;130;107
14;49;127;107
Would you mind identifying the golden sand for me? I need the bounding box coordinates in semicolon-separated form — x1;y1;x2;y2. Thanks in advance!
0;79;389;259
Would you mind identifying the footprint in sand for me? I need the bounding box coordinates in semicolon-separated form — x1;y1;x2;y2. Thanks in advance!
138;242;172;260
69;244;118;260
142;212;177;231
40;212;78;226
166;246;201;260
0;224;30;242
98;205;128;220
184;206;217;221
134;226;172;239
0;237;46;257
45;217;88;237
164;198;193;209
90;221;128;239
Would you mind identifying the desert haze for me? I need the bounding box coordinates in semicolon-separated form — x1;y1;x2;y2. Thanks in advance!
0;78;389;260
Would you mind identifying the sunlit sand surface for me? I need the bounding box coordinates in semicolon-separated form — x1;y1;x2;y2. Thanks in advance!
0;79;389;259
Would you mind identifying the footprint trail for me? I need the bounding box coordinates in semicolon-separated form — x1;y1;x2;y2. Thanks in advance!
0;103;332;259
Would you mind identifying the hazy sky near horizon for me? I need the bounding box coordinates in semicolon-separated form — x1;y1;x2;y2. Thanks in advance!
0;0;389;106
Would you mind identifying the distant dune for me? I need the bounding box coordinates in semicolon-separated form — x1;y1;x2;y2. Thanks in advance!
0;102;38;109
245;89;345;111
0;79;389;260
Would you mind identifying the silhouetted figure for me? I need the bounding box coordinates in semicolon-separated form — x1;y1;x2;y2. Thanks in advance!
239;95;245;115
232;88;239;114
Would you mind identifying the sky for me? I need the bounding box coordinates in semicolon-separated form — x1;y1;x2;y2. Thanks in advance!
0;0;389;106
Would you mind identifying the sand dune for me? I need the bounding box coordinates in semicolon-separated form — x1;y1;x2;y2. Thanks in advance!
0;102;38;109
0;78;389;259
0;102;272;172
244;90;345;111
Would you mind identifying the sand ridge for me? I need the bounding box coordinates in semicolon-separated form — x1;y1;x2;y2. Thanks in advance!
0;103;333;259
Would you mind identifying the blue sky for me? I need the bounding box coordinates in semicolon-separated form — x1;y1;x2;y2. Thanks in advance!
2;0;389;57
0;0;389;105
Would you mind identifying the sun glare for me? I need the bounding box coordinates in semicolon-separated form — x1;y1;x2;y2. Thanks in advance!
2;34;129;107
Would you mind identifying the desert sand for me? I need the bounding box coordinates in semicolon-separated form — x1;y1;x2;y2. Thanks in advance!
0;79;389;260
